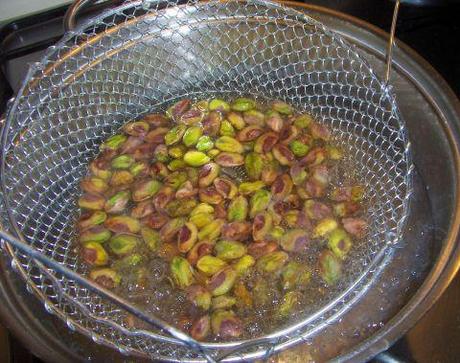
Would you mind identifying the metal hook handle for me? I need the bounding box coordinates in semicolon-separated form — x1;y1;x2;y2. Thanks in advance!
64;0;116;32
385;0;401;85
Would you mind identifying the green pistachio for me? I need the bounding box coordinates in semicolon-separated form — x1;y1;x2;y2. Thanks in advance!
256;251;289;273
198;163;220;188
208;267;237;296
197;255;228;276
164;124;187;145
254;132;279;153
319;249;342;285
219;120;236;137
100;134;127;151
177;222;198;253
271;100;293;115
215;136;243;153
215;240;247;261
190;212;214;228
154;144;170;163
227;112;246;130
123;121;149;137
111;154;135;169
195;135;214;152
191;315;211;341
80;226;111;243
198;219;225;241
272;144;295;166
327;228;352;260
351;186;365;202
105;191;130;214
130;161;149;177
211;310;242;338
168;145;186;159
160;217;186;242
112;254;143;270
105;215;140;234
187;241;214;266
276;291;300;319
183;126;203;147
252;212;273;241
214;152;245;167
165;171;188;189
110;170;134;186
249;189;271;218
239;181;265;195
294;114;314;129
141;226;160;251
186;285;212;311
227;196;248;222
191;203;215;216
289;140;310;157
243;109;265;127
78;194;106;210
326;146;343;160
289;164;308;186
232;255;255;276
212;295;236;310
231;97;255;112
265;110;284;132
170;256;195;288
245;152;264;180
165;197;197;217
281;262;311;290
109;234;140;256
313;218;338;238
184;151;211;167
89;268;121;289
132;179;162;202
90;160;112;180
209;98;231;112
80;177;109;195
81;242;109;266
167;159;187;171
280;229;309;252
199;186;223;205
78;211;107;230
269;226;285;241
213;177;238;199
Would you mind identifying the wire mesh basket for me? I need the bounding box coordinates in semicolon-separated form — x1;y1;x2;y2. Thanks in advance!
0;0;412;360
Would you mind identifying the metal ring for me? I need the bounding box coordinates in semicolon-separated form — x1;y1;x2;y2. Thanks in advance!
64;0;113;32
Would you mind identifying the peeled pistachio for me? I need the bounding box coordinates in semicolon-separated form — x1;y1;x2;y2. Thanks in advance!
202;111;222;137
81;242;109;266
208;267;237;296
215;136;243;153
168;145;186;159
256;251;289;273
109;234;140;256
333;201;361;217
342;217;368;238
233;255;255;276
184;150;211;167
213;177;237;199
112;254;143;270
211;310;242;338
177;222;198;253
105;215;140;234
279;124;299;145
231;97;255;112
252;212;273;241
198;219;224;241
284;210;299;228
153;144;169;163
327;146;343;160
191;203;215;216
199;186;224;205
143;113;169;127
309;122;331;141
80;177;108;195
243;109;265;127
215;202;228;219
222;221;251;241
265;110;284;132
247;241;278;259
110;170;134;186
89;268;121;289
209;98;231;112
271;174;293;201
186;285;212;311
190;212;214;229
301;147;327;166
198;163;220;188
237;125;264;142
227;112;246;130
281;262;311;290
289;163;308;186
170;256;195;288
311;165;329;188
272;100;293;115
244;152;264;181
294;114;314;129
168;159;184;172
215;240;247;261
268;226;285;241
191;315;211;341
160;217;186;242
303;200;332;220
130;200;153;219
228;196;248;222
175;180;197;199
104;190;130;214
239;181;265;195
164;171;188;189
78;194;106;210
123;121;149;137
248;189;270;218
151;162;170;181
328;228;352;260
165;198;197;217
280;229;310;252
167;99;191;120
100;134;127;151
151;187;173;212
90;159;112;181
219;120;235;137
165;124;187;146
261;159;280;185
132;179;162;202
183;126;203;147
78;211;107;230
273;144;295;166
212;295;237;310
319;249;342;285
141;226;160;251
145;128;169;145
351;186;365;202
289;140;310;158
214;152;244;167
187;241;215;265
142;213;169;230
313;218;338;238
180;108;204;125
196;135;214;152
80;225;111;243
277;291;300;319
254;132;279;153
197;255;227;276
130;161;149;177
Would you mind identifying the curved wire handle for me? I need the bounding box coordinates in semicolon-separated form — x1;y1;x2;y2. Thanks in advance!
385;0;401;85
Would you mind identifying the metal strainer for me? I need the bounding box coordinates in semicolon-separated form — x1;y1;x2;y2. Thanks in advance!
0;0;412;361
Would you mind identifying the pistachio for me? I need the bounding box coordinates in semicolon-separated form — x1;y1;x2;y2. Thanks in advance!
165;124;187;146
197;219;224;241
237;125;264;142
212;295;237;310
247;241;279;259
213;177;237;199
80;177;108;195
89;268;121;289
182;126;203;147
277;291;300;319
215;240;247;261
327;146;343;160
191;203;215;216
123;121;149;137
232;255;255;276
100;134;127;151
180;108;204;125
272;100;293;115
281;262;311;290
227;196;248;222
233;280;253;307
256;251;289;273
327;228;352;259
165;197;197;217
174;181;197;199
288;163;307;186
342;217;368;238
211;310;242;338
302;178;326;199
152;186;174;211
280;229;310;252
319;249;342;285
167;99;191;120
105;215;140;234
151;162;170;179
271;174;293;201
129;200;153;219
141;226;160;251
244;109;265;127
112;254;143;270
273;144;295;166
214;202;227;220
294;114;314;129
244;152;264;181
183;150;211;167
333;201;361;217
268;226;285;240
104;190;130;214
231;97;255;112
248;189;271;218
303;200;332;220
142;213;169;230
110;170;134;186
109;234;140;256
143;113;169;127
301;147;327;166
130;161;149;178
160;217;186;242
170;256;195;288
164;171;188;189
187;241;214;265
177;222;198;253
157;242;180;262
186;285;212;311
199;186;224;205
198;163;220;188
279;124;299;145
289;140;310;158
351;186;365;202
145;127;169;144
214;152;244;167
78;211;107;230
215;136;243;153
168;145;186;159
197;255;227;276
190;212;214;228
222;221;252;241
81;242;109;266
261;159;280;185
90;160;112;181
265;110;284;132
254;132;279;153
313;218;338;238
80;225;111;243
195;135;214;152
202;111;222;137
252;212;273;241
191;315;211;341
226;112;246;130
132;179;162;202
208;267;237;296
207;98;229;112
309;122;331;141
219;120;236;137
239;181;265;195
78;194;106;210
311;165;329;187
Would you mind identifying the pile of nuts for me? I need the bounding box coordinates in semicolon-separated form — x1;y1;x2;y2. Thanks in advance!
77;97;368;340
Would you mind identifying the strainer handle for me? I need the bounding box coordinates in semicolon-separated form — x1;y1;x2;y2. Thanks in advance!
0;229;215;362
385;0;401;85
64;0;117;32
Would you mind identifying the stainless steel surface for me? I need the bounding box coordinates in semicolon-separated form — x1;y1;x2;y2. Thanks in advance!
0;1;459;362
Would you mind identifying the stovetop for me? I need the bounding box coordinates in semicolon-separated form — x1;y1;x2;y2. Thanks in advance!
0;1;459;362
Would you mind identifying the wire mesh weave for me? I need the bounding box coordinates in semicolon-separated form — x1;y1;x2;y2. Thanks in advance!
0;0;412;360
